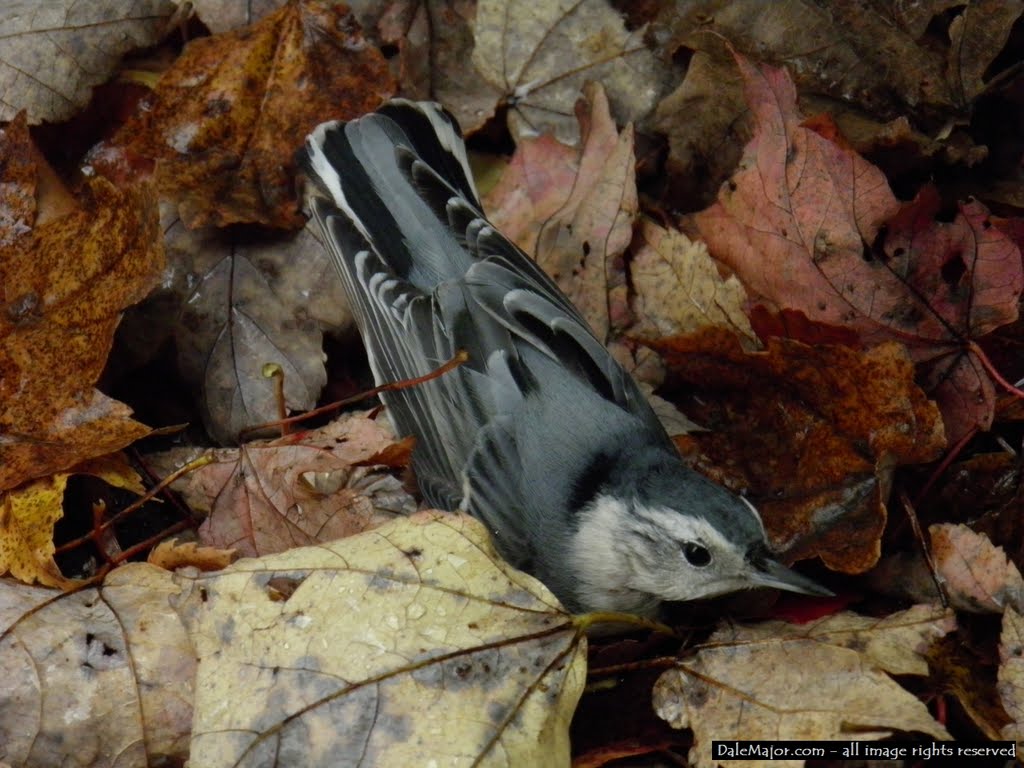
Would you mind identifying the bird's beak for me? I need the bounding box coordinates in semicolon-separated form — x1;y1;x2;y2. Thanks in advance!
750;556;834;597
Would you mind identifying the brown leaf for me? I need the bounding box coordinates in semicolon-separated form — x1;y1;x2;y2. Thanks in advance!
930;523;1024;613
471;0;673;142
694;56;1023;444
654;330;945;572
164;412;416;557
128;0;396;228
534;83;637;342
371;0;501;134
0;0;176;123
653;605;954;767
0;176;163;491
147;538;237;572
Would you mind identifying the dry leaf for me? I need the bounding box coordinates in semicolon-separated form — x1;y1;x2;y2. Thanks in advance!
0;453;145;587
483;134;578;256
162;412;416;557
189;513;584;766
0;170;162;492
128;0;395;228
471;0;672;142
629;218;757;345
369;0;500;133
930;523;1024;613
1;514;586;765
147;538;237;572
653;605;954;768
534;83;636;342
0;564;198;766
999;606;1024;742
191;0;284;32
0;0;175;124
694;55;1022;444
654;330;945;573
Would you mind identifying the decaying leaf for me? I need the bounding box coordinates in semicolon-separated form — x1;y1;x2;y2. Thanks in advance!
999;606;1024;742
471;0;672;142
630;218;757;346
0;563;198;766
160;412;416;557
0;514;586;766
0;0;176;124
654;330;945;572
0;453;145;587
0;151;163;491
127;0;395;228
930;523;1024;614
653;605;954;768
694;55;1023;443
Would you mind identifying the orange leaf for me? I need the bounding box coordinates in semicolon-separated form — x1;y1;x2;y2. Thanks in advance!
0;170;162;491
128;0;395;228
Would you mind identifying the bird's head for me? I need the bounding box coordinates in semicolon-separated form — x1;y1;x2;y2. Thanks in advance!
566;449;830;616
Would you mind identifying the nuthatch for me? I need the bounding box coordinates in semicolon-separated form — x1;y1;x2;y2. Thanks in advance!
301;100;830;616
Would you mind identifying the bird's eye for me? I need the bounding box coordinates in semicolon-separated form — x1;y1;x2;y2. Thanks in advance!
682;542;712;567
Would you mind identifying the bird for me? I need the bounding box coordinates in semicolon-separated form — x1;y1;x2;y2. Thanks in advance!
300;100;830;617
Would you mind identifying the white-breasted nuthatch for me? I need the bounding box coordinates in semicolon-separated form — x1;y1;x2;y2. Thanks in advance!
300;100;831;616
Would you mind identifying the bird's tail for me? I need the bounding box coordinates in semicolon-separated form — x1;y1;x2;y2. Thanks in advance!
299;100;482;291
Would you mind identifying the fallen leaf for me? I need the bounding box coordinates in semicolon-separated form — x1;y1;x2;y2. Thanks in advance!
693;55;1023;444
483;134;579;256
161;412;416;557
0;0;176;123
0;174;163;492
534;82;637;342
930;523;1024;613
629;218;757;346
0;514;586;765
471;0;673;142
0;453;145;586
654;330;945;572
191;0;283;32
653;605;954;768
652;51;749;208
169;217;351;444
127;0;395;228
370;0;500;134
999;606;1024;742
147;538;237;572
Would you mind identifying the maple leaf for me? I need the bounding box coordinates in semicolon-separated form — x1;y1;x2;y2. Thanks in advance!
127;0;395;228
160;412;417;557
694;55;1023;444
0;119;162;492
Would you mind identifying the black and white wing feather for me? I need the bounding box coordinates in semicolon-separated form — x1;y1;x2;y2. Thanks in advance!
301;101;672;566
